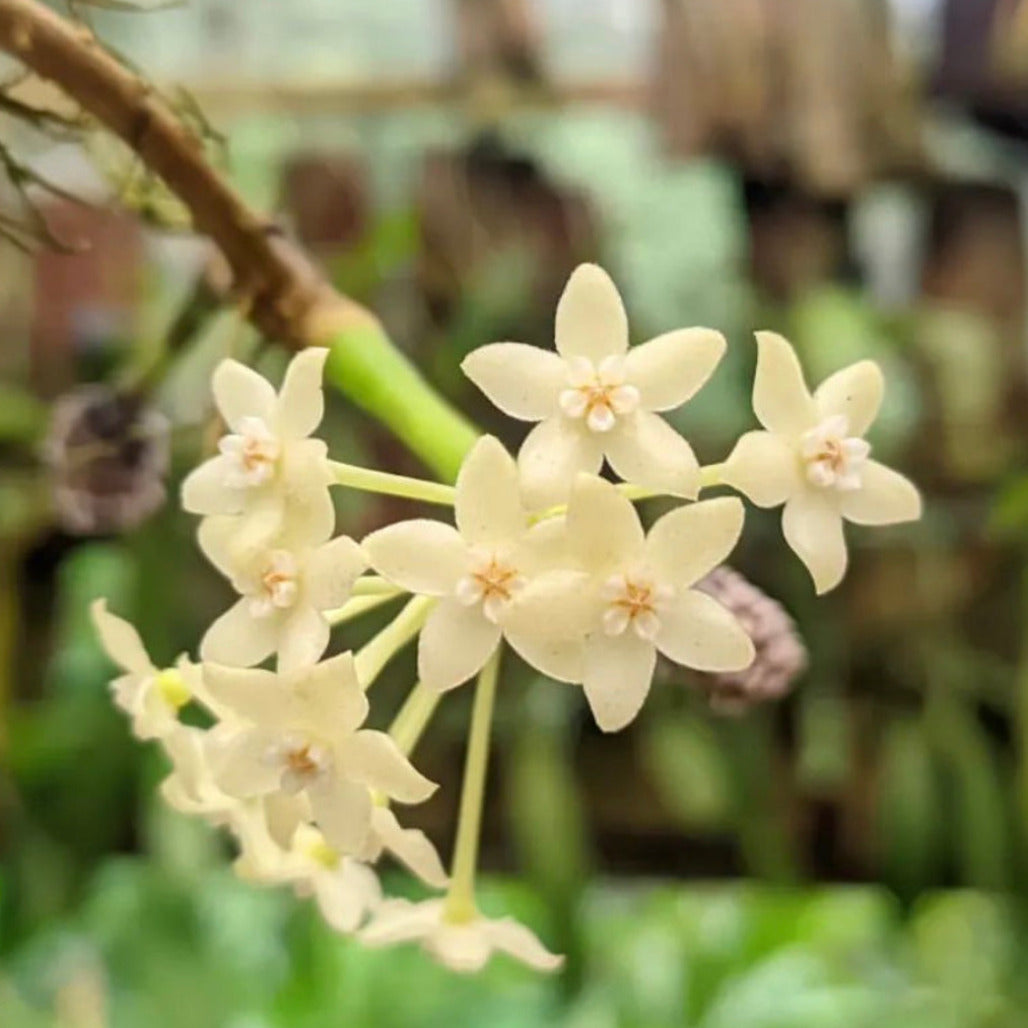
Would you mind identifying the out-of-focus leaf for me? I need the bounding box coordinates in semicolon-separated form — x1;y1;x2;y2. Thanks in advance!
877;717;945;899
989;475;1028;541
0;384;46;445
927;695;1011;891
795;688;852;793
643;716;732;829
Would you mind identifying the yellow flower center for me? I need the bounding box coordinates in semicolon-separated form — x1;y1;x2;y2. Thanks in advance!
155;669;191;709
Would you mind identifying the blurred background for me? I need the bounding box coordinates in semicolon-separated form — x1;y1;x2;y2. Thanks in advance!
4;0;1028;1024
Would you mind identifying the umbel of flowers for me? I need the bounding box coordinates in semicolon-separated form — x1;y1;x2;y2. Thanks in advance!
92;264;920;974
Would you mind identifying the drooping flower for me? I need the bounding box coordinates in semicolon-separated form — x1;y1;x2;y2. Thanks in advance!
358;805;449;888
362;435;581;692
91;599;201;740
360;898;563;973
232;813;382;934
202;652;436;854
181;348;334;547
159;723;244;822
505;476;754;732
721;332;922;594
197;518;367;671
461;264;726;507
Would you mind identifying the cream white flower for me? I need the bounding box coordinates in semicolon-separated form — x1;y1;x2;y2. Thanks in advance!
91;599;202;740
358;805;449;888
181;348;334;547
159;723;243;821
506;476;754;732
203;652;436;854
722;332;922;594
197;519;367;671
232;813;382;934
461;264;725;507
360;898;563;974
362;435;580;692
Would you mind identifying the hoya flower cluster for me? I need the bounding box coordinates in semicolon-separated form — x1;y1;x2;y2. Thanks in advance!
92;264;920;974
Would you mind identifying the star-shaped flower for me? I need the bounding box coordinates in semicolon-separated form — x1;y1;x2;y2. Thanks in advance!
722;332;922;594
91;599;202;740
362;435;580;692
203;652;436;854
197;519;367;671
506;476;755;732
181;348;335;547
232;814;383;935
360;898;563;974
461;264;726;507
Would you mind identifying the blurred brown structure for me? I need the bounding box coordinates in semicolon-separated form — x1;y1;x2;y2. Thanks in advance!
653;0;924;197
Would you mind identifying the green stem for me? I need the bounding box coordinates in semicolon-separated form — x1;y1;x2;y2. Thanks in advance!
325;590;400;627
353;595;433;689
444;645;502;923
389;681;442;758
324;324;479;483
351;575;406;598
330;461;456;506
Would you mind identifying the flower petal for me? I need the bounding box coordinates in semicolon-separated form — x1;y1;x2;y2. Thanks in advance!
722;430;799;508
277;604;330;673
582;631;656;732
91;600;153;675
200;598;280;668
314;859;381;934
656;589;755;671
215;727;282;798
484;919;564;973
504;627;584;683
603;411;700;499
418;600;502;692
277;439;335;547
363;520;468;596
555;263;628;362
814;360;883;437
430;923;493;973
310;775;373;854
782;491;848;594
371;805;449;888
503;569;599;645
212;359;278;431
341;730;437;804
840;460;922;526
517;417;603;510
624;328;726;412
276;347;327;440
181;455;244;516
644;497;745;588
294;651;369;734
455;435;526;547
196;515;242;580
566;474;644;574
202;663;288;724
361;898;443;946
304;536;368;610
461;343;565;421
753;332;817;436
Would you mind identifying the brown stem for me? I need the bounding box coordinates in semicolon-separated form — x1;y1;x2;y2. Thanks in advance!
0;0;479;478
0;0;367;345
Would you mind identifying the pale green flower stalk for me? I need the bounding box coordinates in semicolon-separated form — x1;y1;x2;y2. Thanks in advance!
444;646;502;924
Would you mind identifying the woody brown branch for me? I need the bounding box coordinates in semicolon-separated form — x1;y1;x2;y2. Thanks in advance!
0;0;375;345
